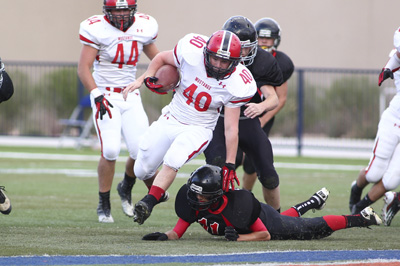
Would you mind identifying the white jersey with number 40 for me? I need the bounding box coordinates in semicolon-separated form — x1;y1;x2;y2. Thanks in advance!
166;33;257;129
79;13;158;88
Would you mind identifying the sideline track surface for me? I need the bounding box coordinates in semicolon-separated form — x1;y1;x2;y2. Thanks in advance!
1;250;400;265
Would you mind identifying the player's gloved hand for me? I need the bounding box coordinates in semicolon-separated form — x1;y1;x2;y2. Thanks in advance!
222;163;239;192
144;76;167;95
91;88;113;120
224;226;239;241
142;232;168;241
378;68;393;86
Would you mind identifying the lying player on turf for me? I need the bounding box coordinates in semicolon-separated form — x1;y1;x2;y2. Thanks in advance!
143;165;382;241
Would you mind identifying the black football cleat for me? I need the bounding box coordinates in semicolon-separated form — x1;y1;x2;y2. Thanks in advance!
117;181;134;217
97;197;114;223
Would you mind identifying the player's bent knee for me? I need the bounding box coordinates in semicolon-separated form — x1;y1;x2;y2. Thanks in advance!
258;175;279;189
383;175;400;191
133;159;157;181
102;151;119;161
243;159;256;174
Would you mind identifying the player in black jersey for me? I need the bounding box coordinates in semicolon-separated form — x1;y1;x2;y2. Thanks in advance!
204;16;283;211
0;58;14;215
241;17;295;204
0;58;14;104
142;165;382;242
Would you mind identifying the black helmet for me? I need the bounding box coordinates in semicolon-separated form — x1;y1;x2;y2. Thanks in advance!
222;15;258;66
187;165;224;211
0;60;14;103
254;18;281;51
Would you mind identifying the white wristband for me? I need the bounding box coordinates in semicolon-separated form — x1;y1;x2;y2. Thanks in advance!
90;87;102;98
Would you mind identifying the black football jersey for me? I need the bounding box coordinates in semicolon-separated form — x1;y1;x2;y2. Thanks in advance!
175;184;334;240
273;50;294;83
244;47;283;106
175;185;261;235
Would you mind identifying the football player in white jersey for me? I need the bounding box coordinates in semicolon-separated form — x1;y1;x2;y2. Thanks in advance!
349;26;400;225
77;0;160;223
123;30;257;225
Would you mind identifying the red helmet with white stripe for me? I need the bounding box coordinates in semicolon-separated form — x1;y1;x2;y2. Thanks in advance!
103;0;137;31
203;30;242;80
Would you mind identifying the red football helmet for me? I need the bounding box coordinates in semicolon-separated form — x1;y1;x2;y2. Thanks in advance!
203;30;242;80
103;0;137;31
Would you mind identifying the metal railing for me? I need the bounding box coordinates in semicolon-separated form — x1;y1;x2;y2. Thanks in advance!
0;61;394;155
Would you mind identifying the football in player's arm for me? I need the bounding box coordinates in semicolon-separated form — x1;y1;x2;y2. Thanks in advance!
122;30;257;225
143;165;382;242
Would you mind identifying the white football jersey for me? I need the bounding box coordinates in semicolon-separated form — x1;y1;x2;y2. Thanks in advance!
165;33;257;129
79;12;158;88
392;27;400;96
394;26;400;54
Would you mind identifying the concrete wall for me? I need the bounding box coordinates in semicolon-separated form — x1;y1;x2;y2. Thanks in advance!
1;0;399;69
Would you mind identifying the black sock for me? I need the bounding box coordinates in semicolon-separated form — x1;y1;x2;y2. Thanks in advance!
354;194;374;212
293;196;321;216
99;190;110;202
123;173;136;188
352;183;363;196
142;194;158;210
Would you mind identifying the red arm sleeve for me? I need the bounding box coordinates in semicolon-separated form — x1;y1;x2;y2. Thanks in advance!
172;218;191;238
249;218;268;232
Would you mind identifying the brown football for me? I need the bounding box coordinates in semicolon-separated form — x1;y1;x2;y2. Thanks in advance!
154;64;180;93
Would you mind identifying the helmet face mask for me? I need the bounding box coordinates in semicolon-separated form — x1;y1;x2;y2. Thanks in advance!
203;30;241;81
222;16;258;66
254;18;281;52
103;0;137;31
186;165;224;211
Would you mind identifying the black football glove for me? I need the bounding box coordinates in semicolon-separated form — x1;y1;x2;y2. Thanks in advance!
144;77;167;95
142;232;168;241
224;226;239;241
94;95;113;120
222;163;239;192
378;68;393;86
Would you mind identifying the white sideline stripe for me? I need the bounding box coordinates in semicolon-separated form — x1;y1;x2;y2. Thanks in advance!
0;152;364;177
0;168;194;178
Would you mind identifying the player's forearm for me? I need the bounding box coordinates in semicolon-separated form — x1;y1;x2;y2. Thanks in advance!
223;108;240;164
260;85;279;112
259;97;285;127
143;43;160;60
144;50;174;78
259;83;287;127
78;71;97;92
237;231;271;241
225;127;238;163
